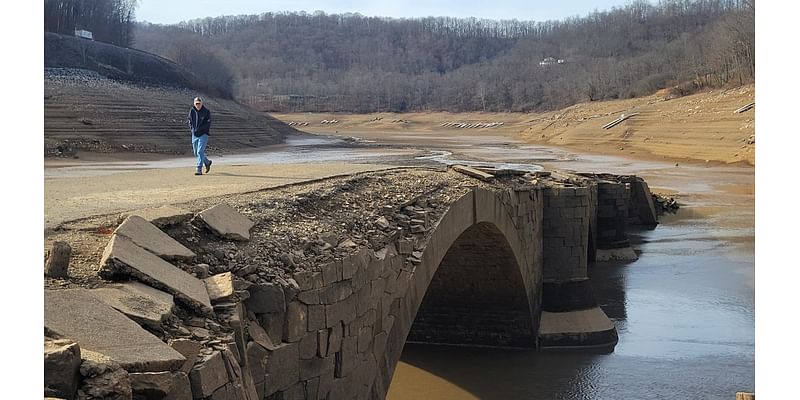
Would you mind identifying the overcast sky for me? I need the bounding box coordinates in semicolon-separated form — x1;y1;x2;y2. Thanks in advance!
136;0;634;24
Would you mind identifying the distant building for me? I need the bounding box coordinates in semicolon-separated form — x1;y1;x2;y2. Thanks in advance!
539;57;566;66
74;30;93;40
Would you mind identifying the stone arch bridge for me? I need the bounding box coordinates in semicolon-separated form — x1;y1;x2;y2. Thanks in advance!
45;169;658;400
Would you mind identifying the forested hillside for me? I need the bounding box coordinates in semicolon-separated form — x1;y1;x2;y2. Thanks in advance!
132;0;754;113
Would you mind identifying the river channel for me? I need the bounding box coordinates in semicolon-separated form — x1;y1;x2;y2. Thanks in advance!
44;132;755;398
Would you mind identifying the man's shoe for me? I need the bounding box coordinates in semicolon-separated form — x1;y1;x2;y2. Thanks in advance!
195;169;202;175
205;160;212;173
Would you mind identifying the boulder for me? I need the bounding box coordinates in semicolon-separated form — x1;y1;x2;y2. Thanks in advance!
44;339;81;400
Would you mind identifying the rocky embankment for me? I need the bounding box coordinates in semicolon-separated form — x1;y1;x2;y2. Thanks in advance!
45;67;293;157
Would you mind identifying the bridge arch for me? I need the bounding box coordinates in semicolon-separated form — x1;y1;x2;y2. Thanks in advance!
371;188;543;398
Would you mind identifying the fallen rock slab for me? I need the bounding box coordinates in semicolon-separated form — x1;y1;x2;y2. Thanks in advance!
99;234;213;315
203;272;235;303
89;282;175;329
123;205;194;227
196;203;255;241
45;339;81;400
114;215;195;261
45;290;186;372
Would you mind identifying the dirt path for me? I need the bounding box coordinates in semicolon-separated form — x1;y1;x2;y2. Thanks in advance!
44;162;397;230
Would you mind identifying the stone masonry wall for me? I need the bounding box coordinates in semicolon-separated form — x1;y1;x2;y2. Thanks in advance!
595;180;631;249
542;186;591;282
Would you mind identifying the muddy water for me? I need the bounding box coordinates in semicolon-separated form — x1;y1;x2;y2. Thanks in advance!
383;135;755;399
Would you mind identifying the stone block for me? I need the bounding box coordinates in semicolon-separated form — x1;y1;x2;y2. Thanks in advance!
299;332;318;360
196;203;255;241
245;283;285;314
308;304;326;332
114;215;195;260
89;282;174;329
209;383;238;400
316;368;335;400
248;319;279;351
130;371;187;399
355;286;371;316
292;270;322;291
45;241;71;279
357;326;373;354
321;260;343;285
372;332;388;362
165;371;192;400
263;343;299;397
327;324;343;356
245;341;268;385
169;338;201;374
98;234;213;316
284;302;308;343
44;339;81;400
325;295;357;328
317;329;329;358
319;281;353;305
189;351;229;399
334;336;357;378
351;265;368;292
204;272;235;303
297;288;321;305
341;254;360;280
397;239;413;255
305;377;320;400
45;290;185;373
299;356;335;381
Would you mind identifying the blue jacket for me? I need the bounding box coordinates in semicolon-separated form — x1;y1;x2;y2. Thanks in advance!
188;106;211;136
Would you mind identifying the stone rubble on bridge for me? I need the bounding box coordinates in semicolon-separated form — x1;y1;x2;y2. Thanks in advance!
45;170;660;399
98;234;213;316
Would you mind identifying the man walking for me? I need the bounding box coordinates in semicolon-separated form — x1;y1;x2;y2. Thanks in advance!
188;97;212;175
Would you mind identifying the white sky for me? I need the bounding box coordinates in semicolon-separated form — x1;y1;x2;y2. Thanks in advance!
136;0;633;24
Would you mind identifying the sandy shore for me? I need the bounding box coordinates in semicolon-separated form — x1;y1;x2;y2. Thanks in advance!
272;84;755;166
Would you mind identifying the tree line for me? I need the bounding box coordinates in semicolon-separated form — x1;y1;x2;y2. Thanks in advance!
44;0;138;47
132;0;754;113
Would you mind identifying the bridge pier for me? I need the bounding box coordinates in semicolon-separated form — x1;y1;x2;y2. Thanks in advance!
539;185;618;348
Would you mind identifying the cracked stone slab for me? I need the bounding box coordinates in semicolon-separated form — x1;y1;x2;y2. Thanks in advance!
196;203;254;241
89;282;175;329
114;215;195;261
99;234;213;316
122;205;194;227
45;289;186;372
